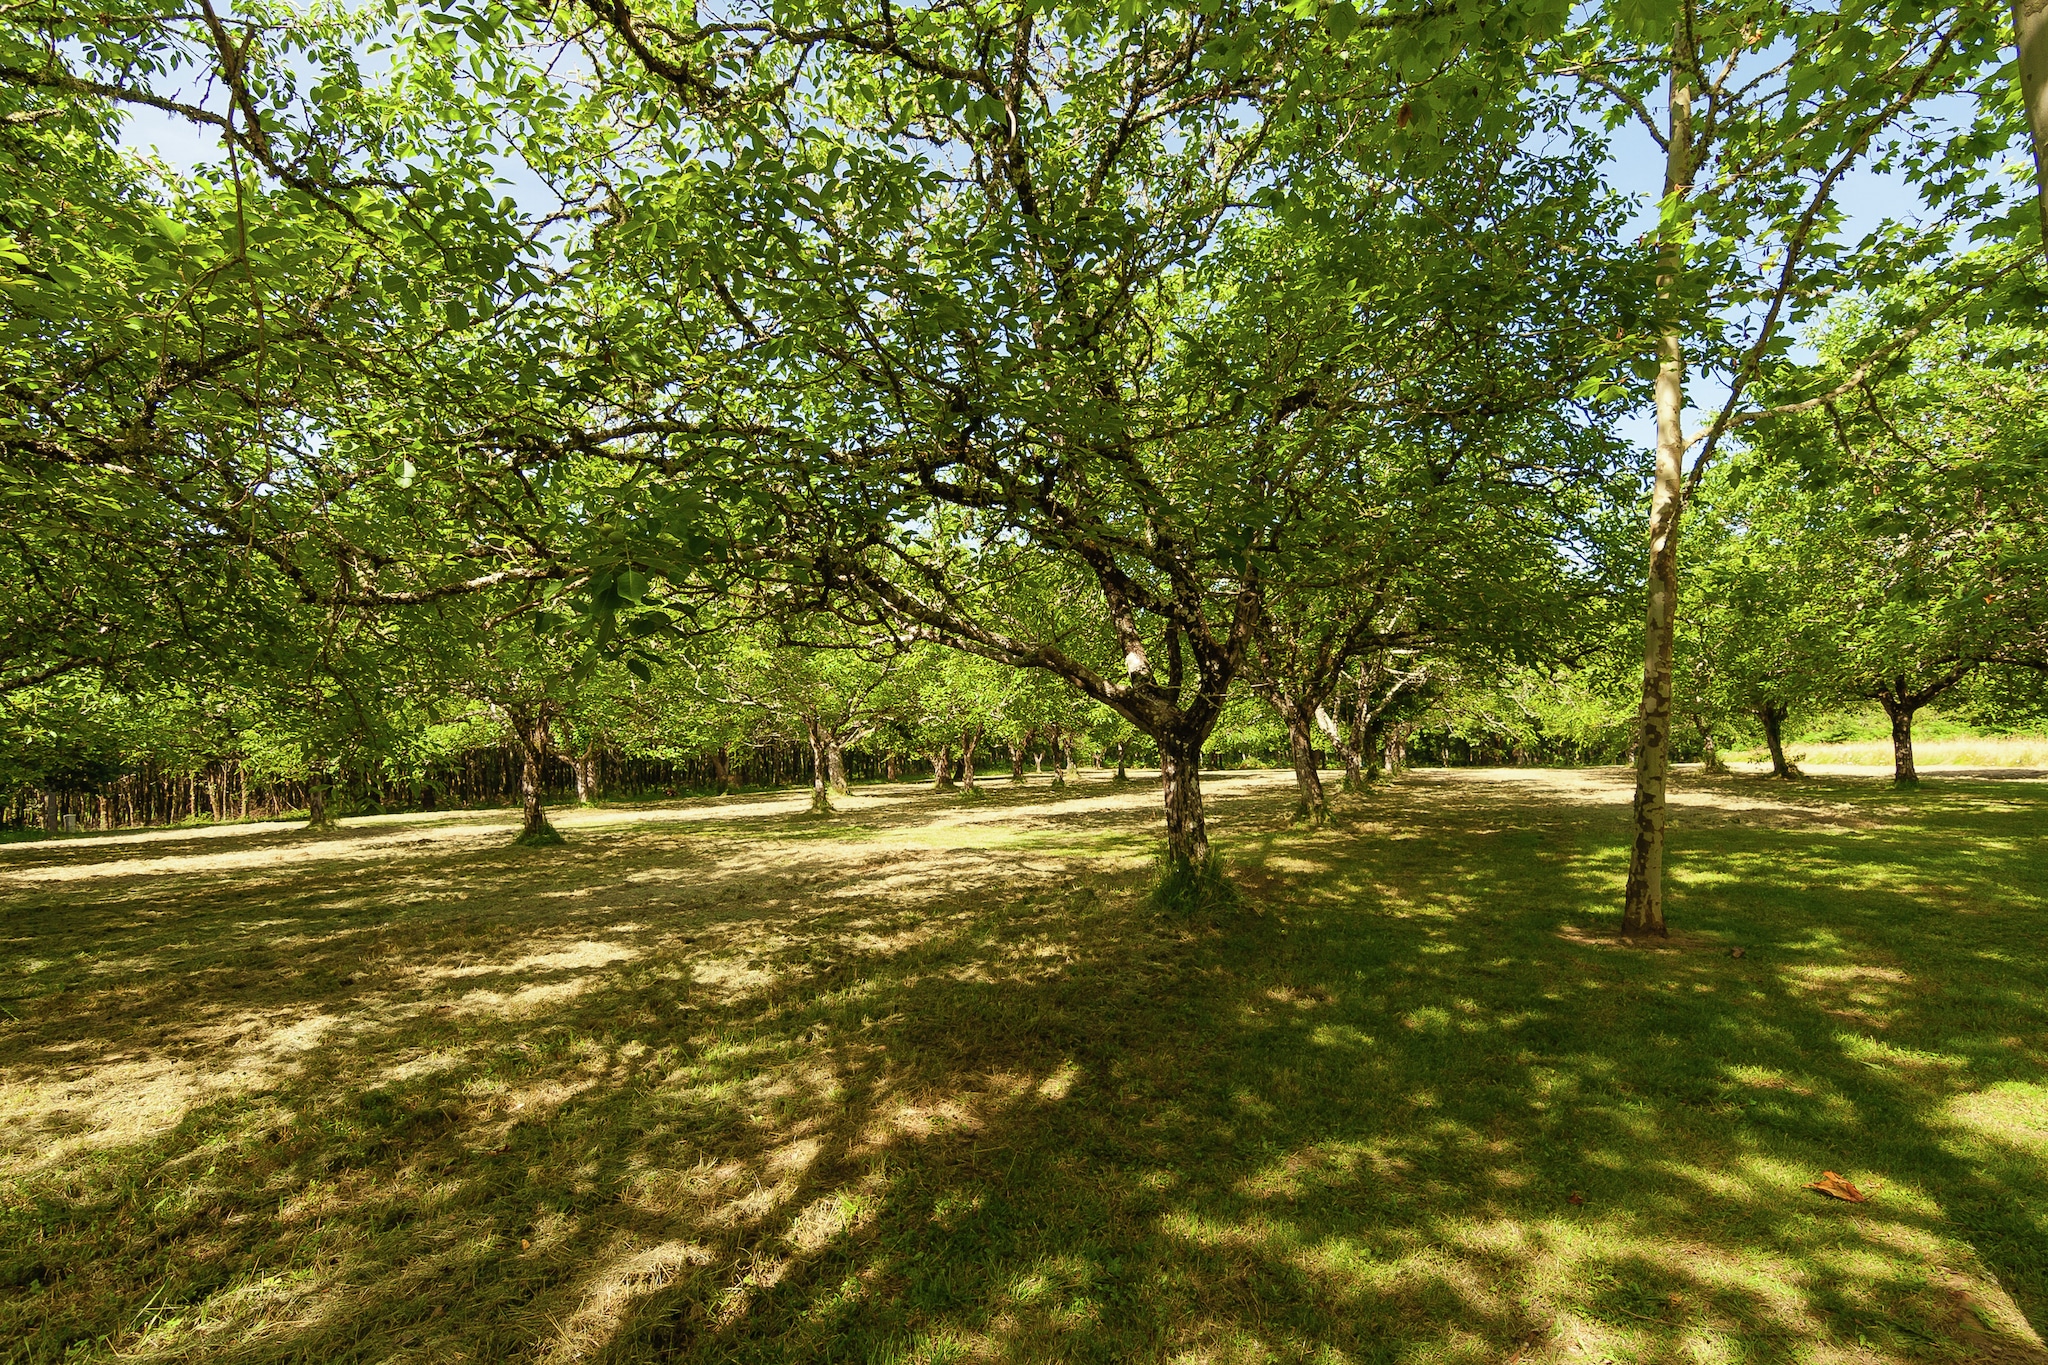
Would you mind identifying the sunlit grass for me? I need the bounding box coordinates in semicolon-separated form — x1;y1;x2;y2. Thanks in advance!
1;768;2044;1362
1727;734;2048;769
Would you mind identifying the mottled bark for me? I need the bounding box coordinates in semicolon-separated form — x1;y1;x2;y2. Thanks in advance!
2017;0;2048;258
1158;736;1210;867
1623;49;1697;940
41;788;58;834
929;745;954;790
827;739;849;795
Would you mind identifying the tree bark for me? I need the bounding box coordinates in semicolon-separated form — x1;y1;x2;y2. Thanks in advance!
513;709;557;839
1276;696;1327;826
2017;0;2048;260
305;768;333;830
1758;702;1792;778
929;745;954;790
1113;740;1129;781
1881;696;1919;785
959;726;981;792
805;720;833;812
1314;704;1364;794
1008;734;1030;783
1048;726;1066;788
41;788;58;834
827;738;850;795
1158;735;1211;867
1623;48;1697;940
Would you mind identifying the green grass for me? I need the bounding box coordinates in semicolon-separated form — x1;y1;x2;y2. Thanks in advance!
1;769;2044;1362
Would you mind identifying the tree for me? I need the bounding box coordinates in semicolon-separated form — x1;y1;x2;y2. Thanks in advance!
1702;303;2048;783
1553;0;2025;933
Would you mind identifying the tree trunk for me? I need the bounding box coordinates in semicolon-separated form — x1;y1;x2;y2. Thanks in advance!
1277;697;1327;826
1009;738;1028;784
1758;702;1792;778
1158;735;1211;868
509;707;558;841
1061;732;1079;784
2018;0;2048;259
929;746;954;790
1879;694;1920;785
827;739;850;795
1623;48;1696;940
306;769;333;830
804;720;834;813
1697;717;1727;775
1315;704;1365;794
711;745;736;793
959;726;981;792
42;788;58;834
884;751;899;782
1113;740;1128;782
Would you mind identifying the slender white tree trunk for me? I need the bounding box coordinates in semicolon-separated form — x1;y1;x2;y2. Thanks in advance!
1623;47;1696;939
2017;0;2048;257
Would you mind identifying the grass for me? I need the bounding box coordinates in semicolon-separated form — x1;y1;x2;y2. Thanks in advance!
1724;735;2048;771
2;768;2045;1363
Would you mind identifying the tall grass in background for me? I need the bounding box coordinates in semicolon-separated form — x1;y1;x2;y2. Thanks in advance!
1728;735;2048;768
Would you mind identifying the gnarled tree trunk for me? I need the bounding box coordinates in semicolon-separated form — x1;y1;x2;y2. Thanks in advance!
1757;701;1792;778
827;739;850;795
805;720;833;812
929;745;954;790
1158;734;1210;868
1274;695;1327;826
510;707;558;840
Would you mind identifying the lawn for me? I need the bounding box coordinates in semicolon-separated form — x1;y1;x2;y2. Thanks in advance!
2;767;2045;1364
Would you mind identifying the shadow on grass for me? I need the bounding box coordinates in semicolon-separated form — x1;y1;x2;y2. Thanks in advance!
1;768;2044;1362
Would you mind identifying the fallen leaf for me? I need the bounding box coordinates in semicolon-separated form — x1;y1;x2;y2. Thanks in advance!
521;1238;531;1250
1567;1191;1585;1206
1729;947;1746;958
1804;1171;1868;1203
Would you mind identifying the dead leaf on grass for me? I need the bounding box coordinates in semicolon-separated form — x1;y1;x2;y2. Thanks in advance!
1804;1171;1869;1202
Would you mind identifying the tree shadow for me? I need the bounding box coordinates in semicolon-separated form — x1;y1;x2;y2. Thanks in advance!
1;768;2043;1362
